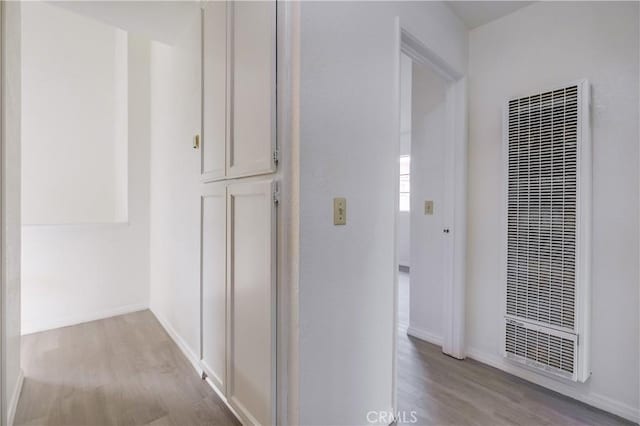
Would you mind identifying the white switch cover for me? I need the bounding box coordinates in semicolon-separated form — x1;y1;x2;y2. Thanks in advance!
334;197;346;225
424;200;434;215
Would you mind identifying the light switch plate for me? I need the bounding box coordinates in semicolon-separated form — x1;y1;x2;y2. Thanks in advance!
424;200;434;215
334;197;346;225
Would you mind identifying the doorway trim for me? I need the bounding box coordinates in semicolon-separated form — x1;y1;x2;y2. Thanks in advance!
392;18;468;413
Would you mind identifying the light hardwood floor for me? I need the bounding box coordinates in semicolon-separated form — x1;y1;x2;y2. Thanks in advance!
15;310;239;426
14;278;635;426
397;271;634;426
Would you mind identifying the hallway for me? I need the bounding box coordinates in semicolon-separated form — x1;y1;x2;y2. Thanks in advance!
0;1;636;424
396;271;632;426
15;311;238;426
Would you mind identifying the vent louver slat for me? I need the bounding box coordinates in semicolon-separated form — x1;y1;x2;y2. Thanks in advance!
505;82;588;382
506;86;578;330
505;320;576;378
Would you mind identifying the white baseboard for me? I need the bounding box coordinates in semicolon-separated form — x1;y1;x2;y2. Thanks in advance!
150;308;201;374
406;326;443;346
21;302;149;335
204;375;242;421
7;368;24;426
466;347;640;424
150;309;242;425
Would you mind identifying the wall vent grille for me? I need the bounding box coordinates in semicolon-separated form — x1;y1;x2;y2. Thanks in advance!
505;319;576;379
506;85;578;331
504;81;590;382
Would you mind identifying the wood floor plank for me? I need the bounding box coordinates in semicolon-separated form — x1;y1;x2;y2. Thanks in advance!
396;272;634;426
14;276;635;426
15;310;239;426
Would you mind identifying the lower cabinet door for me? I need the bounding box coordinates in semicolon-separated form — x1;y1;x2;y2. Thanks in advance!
227;179;276;425
201;183;227;392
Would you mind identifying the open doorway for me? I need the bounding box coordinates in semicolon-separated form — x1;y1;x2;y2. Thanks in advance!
14;1;281;424
14;2;238;425
395;49;451;424
397;53;412;332
392;25;469;421
397;50;450;342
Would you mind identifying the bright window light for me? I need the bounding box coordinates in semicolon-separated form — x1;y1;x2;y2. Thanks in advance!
399;155;410;212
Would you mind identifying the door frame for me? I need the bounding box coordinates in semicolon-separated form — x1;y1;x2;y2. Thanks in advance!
391;19;468;413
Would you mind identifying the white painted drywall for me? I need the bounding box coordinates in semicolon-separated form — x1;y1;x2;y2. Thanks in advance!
408;62;448;344
54;1;201;46
2;1;23;423
148;8;202;365
298;2;467;423
21;2;128;225
467;2;639;421
21;23;151;333
398;53;411;268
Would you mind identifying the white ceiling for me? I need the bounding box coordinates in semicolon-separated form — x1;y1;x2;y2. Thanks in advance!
446;1;534;29
52;1;200;45
51;1;531;41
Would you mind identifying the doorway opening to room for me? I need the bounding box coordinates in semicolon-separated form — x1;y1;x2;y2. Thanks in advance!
392;27;468;421
14;1;282;425
396;53;414;337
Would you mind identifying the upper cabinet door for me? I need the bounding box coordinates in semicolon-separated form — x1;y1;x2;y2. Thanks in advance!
202;2;227;182
228;1;277;178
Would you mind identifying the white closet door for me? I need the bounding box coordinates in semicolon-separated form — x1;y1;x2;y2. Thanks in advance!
200;183;227;391
202;2;227;181
227;180;276;425
228;1;276;178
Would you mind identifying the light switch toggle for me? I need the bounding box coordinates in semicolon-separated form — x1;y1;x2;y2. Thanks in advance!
424;200;434;215
333;197;346;225
193;134;200;150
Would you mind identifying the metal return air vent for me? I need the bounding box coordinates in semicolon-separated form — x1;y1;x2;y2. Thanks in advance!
505;319;576;380
503;80;591;383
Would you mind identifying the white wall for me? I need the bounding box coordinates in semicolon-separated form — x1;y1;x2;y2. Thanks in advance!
21;2;128;225
397;53;411;268
21;11;151;333
297;2;467;424
467;2;639;421
54;1;201;46
407;62;448;343
148;8;202;367
2;2;23;424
